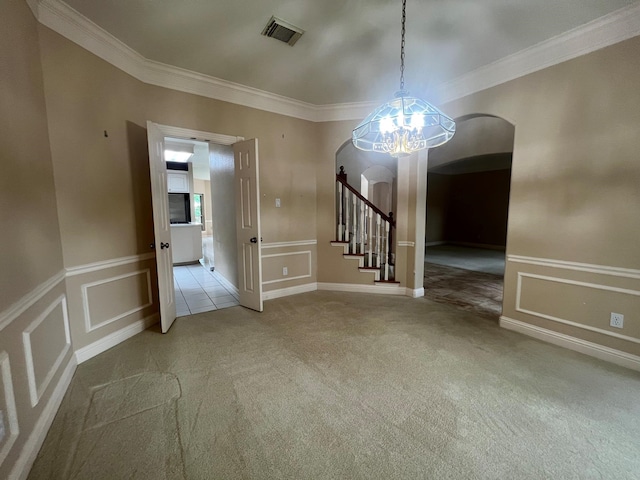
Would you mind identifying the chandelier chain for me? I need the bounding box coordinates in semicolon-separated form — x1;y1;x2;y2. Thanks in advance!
400;0;406;91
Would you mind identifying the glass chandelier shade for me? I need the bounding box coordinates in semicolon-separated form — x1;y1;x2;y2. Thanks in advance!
352;0;455;158
352;90;456;157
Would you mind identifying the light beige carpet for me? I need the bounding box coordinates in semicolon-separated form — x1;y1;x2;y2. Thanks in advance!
29;291;640;479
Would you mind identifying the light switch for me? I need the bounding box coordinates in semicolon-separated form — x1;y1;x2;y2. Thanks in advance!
275;198;281;208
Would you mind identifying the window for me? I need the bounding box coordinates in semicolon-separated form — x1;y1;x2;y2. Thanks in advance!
194;193;204;230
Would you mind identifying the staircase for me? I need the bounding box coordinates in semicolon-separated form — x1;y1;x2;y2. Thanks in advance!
331;167;397;283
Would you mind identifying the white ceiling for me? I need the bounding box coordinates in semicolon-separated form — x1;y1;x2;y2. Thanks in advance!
62;0;637;106
165;137;210;181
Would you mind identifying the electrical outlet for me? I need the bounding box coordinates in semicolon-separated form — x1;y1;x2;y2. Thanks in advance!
282;267;288;276
610;312;624;329
275;198;281;208
0;410;6;443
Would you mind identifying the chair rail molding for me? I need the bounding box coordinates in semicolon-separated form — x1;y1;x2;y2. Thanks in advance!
0;270;66;332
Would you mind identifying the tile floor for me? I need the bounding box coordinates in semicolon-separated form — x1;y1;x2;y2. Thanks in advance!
173;263;239;316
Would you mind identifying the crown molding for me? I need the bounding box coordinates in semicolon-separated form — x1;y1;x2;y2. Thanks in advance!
32;0;640;122
437;2;640;103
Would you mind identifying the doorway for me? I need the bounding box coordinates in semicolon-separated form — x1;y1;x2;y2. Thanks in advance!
424;114;515;320
163;136;240;316
146;123;263;332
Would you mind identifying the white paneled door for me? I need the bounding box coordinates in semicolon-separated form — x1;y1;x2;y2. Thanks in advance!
233;139;263;312
146;121;177;332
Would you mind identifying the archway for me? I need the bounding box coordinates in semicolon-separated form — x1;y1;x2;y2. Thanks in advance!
424;114;515;319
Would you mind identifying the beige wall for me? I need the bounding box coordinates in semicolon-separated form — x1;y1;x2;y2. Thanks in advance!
443;35;640;356
209;144;238;287
0;2;71;478
3;9;640;478
38;23;319;305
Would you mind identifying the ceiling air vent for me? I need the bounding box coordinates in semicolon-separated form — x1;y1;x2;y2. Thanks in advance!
261;16;304;46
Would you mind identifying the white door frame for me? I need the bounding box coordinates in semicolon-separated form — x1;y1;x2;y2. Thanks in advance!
147;123;245;326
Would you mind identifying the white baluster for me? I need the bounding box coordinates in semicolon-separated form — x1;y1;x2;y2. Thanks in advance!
337;182;343;241
359;200;365;255
384;220;390;281
344;189;350;244
351;193;357;254
368;207;373;267
375;214;381;268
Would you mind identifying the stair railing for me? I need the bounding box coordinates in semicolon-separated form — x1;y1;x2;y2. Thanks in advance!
336;167;395;281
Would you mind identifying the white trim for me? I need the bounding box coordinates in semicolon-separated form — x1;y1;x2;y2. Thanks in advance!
437;2;640;104
0;352;19;468
22;295;71;407
317;282;406;296
8;356;76;480
262;283;318;301
34;0;322;121
155;125;242;145
65;252;155;276
508;254;640;279
397;241;415;248
81;269;153;332
314;101;378;123
500;316;640;372
32;0;640;122
261;251;312;285
212;270;240;299
515;272;640;346
406;287;425;298
261;240;317;249
0;270;65;332
74;313;159;364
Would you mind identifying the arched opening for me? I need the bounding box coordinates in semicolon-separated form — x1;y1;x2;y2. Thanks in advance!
424;114;515;319
334;141;399;281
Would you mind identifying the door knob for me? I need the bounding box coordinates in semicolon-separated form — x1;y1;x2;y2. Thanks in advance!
250;237;257;243
161;242;170;249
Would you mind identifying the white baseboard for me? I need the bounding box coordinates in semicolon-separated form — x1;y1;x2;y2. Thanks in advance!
9;356;77;480
406;287;425;298
212;270;240;299
318;282;406;296
262;283;317;301
75;313;159;364
500;316;640;372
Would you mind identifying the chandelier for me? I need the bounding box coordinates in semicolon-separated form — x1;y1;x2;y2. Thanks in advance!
352;0;455;158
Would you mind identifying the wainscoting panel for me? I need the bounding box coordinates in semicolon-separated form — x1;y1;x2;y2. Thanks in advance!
261;241;317;293
503;254;640;362
22;295;71;408
516;272;640;344
262;251;312;285
81;269;152;332
0;351;19;467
